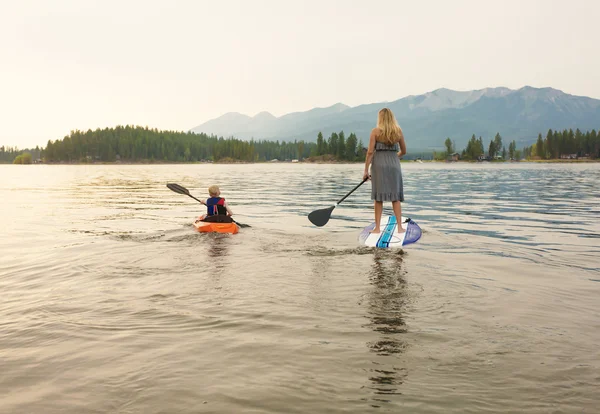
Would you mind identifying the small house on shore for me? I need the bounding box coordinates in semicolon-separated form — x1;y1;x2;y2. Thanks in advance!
447;152;460;162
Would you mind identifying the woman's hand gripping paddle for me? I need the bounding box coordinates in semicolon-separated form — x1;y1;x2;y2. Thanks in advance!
307;178;368;227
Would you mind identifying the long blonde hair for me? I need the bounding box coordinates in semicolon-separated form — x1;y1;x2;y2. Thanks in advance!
376;108;402;145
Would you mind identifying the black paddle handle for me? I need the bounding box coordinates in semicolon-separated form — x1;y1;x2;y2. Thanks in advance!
336;178;368;205
187;194;206;205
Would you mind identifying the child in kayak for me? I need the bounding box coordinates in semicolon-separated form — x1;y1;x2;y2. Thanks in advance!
195;185;234;223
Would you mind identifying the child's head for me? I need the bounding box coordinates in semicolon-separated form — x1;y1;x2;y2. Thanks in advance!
208;185;220;197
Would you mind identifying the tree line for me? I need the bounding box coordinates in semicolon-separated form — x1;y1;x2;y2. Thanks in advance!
1;146;42;164
437;133;520;161
8;126;367;164
314;131;366;161
7;126;598;164
522;129;599;159
437;128;599;161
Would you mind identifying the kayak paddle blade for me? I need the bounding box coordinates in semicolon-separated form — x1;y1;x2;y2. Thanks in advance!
167;183;190;196
308;206;335;227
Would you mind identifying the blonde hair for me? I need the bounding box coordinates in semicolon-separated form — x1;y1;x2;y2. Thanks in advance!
208;185;220;197
376;108;402;145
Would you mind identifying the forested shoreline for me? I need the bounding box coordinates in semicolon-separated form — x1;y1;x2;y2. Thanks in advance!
435;128;599;161
2;125;599;164
522;129;599;160
2;126;368;164
0;146;42;164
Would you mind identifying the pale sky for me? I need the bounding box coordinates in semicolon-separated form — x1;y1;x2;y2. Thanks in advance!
1;0;598;148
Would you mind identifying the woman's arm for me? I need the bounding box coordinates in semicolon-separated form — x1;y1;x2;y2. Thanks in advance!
363;129;377;179
397;128;407;157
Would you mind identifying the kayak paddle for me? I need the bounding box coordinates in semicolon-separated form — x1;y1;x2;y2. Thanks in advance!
308;178;368;227
166;183;250;228
167;183;206;204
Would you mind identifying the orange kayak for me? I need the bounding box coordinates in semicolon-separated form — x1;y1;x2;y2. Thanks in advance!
193;215;239;234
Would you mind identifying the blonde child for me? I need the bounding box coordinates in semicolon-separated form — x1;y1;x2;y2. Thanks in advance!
196;185;233;223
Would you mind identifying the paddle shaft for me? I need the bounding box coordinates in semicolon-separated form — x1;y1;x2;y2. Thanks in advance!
186;194;206;205
335;178;368;205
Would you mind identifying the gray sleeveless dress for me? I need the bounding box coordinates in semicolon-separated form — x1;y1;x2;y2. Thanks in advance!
371;141;404;202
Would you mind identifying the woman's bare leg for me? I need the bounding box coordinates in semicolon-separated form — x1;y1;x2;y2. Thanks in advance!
370;201;383;233
392;201;405;233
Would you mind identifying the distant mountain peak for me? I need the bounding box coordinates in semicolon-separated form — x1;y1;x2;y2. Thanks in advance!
517;85;565;99
331;102;350;111
428;87;454;95
221;111;248;118
253;111;276;119
298;102;350;114
480;86;512;94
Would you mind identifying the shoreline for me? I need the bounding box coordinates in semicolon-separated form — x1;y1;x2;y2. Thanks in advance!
4;159;599;165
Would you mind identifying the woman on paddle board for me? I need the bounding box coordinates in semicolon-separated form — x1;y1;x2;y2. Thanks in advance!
363;108;407;234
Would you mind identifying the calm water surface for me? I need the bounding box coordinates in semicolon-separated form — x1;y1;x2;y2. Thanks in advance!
1;163;599;413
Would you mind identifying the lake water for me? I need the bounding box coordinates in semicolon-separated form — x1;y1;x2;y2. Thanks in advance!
1;163;599;413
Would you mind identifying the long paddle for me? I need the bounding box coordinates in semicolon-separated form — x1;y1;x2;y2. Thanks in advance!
166;183;249;228
308;178;368;227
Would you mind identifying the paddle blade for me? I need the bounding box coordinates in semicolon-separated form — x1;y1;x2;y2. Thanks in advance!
402;219;422;246
167;183;190;196
308;206;335;227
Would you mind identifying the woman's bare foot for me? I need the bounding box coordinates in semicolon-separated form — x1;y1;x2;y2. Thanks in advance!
369;228;381;234
396;226;406;234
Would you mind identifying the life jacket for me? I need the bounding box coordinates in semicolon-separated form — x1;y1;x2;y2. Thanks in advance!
206;197;227;216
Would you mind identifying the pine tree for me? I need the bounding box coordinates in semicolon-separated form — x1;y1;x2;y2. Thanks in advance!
591;129;599;158
477;137;484;157
536;134;544;158
575;129;584;156
444;137;454;156
488;140;497;158
328;133;338;156
297;141;304;160
316;132;324;155
357;139;366;161
493;133;502;157
337;131;346;159
544;129;553;159
508;140;516;159
345;133;357;161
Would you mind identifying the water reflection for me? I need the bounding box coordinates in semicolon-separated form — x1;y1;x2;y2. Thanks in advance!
364;251;409;405
206;234;230;261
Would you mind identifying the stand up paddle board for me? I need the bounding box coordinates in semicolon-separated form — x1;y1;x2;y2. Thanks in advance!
358;215;422;248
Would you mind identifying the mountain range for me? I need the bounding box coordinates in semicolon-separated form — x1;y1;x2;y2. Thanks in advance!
190;87;600;149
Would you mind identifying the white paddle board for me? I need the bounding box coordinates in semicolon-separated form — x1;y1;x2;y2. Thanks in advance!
358;215;422;248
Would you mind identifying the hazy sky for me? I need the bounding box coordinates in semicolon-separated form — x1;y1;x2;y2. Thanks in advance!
1;0;598;148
